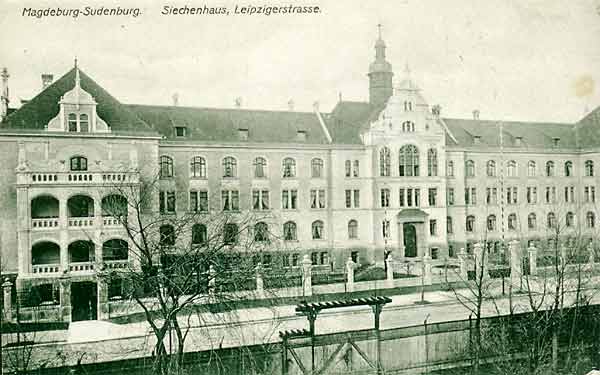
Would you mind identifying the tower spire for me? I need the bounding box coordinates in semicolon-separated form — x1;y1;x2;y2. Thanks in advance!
368;25;393;107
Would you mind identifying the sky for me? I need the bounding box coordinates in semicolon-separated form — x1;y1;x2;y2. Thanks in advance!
1;0;599;123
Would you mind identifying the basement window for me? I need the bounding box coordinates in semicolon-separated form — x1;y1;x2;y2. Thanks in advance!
175;126;187;137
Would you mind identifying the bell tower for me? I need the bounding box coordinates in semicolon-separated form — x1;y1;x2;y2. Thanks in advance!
368;24;393;108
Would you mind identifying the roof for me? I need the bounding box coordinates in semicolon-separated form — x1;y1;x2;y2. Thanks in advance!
1;67;151;132
127;104;330;144
576;106;600;149
325;101;377;144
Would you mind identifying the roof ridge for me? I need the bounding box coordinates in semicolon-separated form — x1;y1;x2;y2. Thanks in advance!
443;117;574;127
125;103;323;116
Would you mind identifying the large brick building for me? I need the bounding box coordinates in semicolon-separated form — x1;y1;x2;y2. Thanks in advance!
1;33;599;321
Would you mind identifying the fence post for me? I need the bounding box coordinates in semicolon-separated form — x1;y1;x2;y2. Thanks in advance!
208;264;216;301
423;253;432;286
59;273;72;322
2;279;13;322
458;248;468;280
474;242;487;281
385;255;394;287
255;262;264;298
509;240;521;287
346;257;355;293
301;255;312;297
560;244;568;268
528;245;538;276
97;274;109;321
588;242;595;266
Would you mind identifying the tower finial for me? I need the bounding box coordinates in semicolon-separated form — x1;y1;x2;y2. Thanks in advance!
377;23;383;40
404;62;411;76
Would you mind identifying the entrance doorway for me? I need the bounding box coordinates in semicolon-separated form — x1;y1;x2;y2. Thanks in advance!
403;223;417;258
71;281;97;321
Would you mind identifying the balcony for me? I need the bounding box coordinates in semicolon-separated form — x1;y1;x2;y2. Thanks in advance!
67;195;95;228
68;240;95;273
104;260;129;270
32;264;60;274
32;218;60;229
103;239;128;270
31;195;59;231
31;241;61;275
69;262;95;272
28;171;138;185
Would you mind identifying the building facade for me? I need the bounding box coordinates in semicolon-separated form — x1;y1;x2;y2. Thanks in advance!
1;34;599;321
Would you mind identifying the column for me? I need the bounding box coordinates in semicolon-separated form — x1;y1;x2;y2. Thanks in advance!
97;273;109;320
301;255;312;297
346;257;355;293
3;279;13;322
474;242;488;282
423;253;432;286
59;274;72;322
385;255;394;288
509;240;521;287
528;246;538;276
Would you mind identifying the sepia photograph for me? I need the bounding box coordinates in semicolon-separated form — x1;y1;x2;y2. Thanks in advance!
1;1;600;374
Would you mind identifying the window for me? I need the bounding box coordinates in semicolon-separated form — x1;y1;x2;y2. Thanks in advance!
380;188;390;208
528;213;537;230
403;101;413;111
191;224;207;245
175;126;187;137
428;188;437;206
159;191;176;214
70;156;87;171
445;188;454;205
545;186;556;203
429;219;437;236
447;161;454;177
345;159;360;178
252;190;269;210
79;114;89;132
160;156;173;178
348;220;358;239
508;214;517;230
466;216;475;232
68;113;77;132
159;225;175;247
222;157;237;178
547;212;556;229
546;161;555;177
253;157;267;178
189;190;208;212
283;221;297;241
399;145;419;176
465;188;477;205
190;157;206;178
311;252;318;265
487;215;496;231
402;121;415;132
427;149;438;176
221;190;239;211
447;217;453;234
311;158;323;178
320;252;328;265
587;212;595;228
238;128;248;140
527;161;536;177
564;186;575;203
345;190;360;208
312;220;324;240
486;187;498;205
254;222;269;242
379;147;391;177
282;189;298;209
310;189;326;209
486;160;496;177
585;186;596;203
223;223;238;245
586;160;594;177
282;157;296;178
466;160;475;177
292;253;299;266
526;187;537;204
345;160;351;177
506;187;518;204
353;160;359;177
507;160;517;177
565;161;573;177
382;219;390;239
566;212;574;227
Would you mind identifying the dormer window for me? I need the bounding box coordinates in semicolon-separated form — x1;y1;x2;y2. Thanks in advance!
70;156;88;171
552;137;560;147
68;113;77;132
515;136;523;146
175;126;187;137
238;128;249;141
473;135;481;145
80;114;89;132
66;112;90;132
297;130;307;142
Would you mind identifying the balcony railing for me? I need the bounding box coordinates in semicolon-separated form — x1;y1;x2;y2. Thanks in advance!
32;264;60;274
104;260;129;270
103;216;122;227
28;171;138;185
69;262;94;272
68;217;95;228
31;218;60;229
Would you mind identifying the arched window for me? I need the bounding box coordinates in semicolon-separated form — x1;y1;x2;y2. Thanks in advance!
348;220;358;239
345;160;351;177
399;145;419;177
427;149;438;176
222;157;237;178
312;220;324;240
547;212;556;229
382;219;391;238
254;222;269;242
528;213;537;230
159;225;175;247
466;160;475;177
447;161;454;177
102;239;128;261
191;224;207;245
379;147;391;177
160;156;173;178
527;161;536;177
402;121;415;132
190;157;206;178
507;160;517;177
68;113;77;132
585;160;594;177
79;114;89;132
565;161;573;177
546;161;555;177
311;158;324;178
404;101;413;112
223;223;238;245
466;215;475;232
70;156;87;171
487;215;496;231
486;160;496;177
253;157;267;178
587;212;595;228
282;157;296;178
508;213;517;230
283;221;297;241
566;212;574;227
353;160;359;177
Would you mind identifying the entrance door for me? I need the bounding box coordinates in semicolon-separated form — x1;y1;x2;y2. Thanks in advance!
403;223;417;258
71;281;97;321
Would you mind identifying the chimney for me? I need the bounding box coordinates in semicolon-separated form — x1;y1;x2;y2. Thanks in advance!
287;99;294;111
0;68;9;122
41;74;53;90
312;101;320;112
172;92;179;106
472;109;480;120
235;97;242;108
